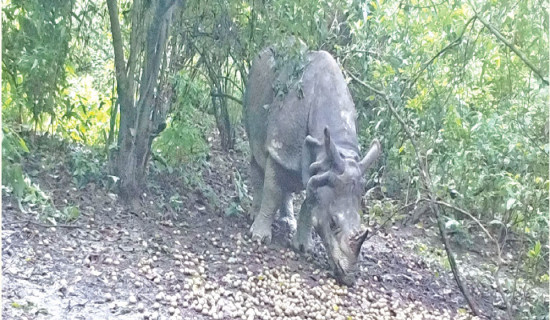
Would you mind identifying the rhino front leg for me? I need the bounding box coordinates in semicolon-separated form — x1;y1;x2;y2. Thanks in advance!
250;158;284;244
279;193;297;235
291;199;313;253
248;158;264;223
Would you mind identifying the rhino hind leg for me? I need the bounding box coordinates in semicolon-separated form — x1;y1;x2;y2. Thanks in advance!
249;158;284;244
278;193;297;235
248;158;264;223
291;199;313;253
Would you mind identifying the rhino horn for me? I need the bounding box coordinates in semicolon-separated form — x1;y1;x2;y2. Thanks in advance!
350;229;369;255
323;127;345;174
359;139;382;174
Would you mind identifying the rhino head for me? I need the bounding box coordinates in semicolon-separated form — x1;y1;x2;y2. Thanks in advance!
305;128;381;286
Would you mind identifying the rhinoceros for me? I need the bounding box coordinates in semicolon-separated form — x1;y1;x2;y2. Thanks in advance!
243;48;381;285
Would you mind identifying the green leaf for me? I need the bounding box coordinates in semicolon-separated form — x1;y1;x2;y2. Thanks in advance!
470;123;481;132
534;241;541;255
65;62;76;76
5;164;27;198
64;206;80;221
18;137;29;153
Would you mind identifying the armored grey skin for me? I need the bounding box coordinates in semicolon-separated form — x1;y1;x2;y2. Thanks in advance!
244;48;381;286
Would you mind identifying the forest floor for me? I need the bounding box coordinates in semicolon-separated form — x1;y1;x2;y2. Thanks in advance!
2;134;546;320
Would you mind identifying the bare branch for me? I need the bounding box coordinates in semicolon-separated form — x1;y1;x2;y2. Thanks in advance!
134;0;178;137
347;71;484;317
4;220;81;229
474;13;548;85
432;199;513;319
106;0;127;85
211;93;243;105
403;16;477;97
346;71;424;171
433;200;495;242
126;0;144;102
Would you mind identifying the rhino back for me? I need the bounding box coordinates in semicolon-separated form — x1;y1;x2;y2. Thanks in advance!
245;49;359;178
265;51;360;171
244;48;310;174
244;48;277;167
305;51;359;156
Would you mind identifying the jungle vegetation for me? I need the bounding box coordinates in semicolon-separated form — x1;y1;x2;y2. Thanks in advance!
2;0;548;318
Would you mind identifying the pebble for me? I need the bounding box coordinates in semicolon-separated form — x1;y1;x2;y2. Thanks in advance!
105;292;113;302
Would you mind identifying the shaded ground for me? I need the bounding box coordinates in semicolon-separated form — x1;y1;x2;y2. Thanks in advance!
1;134;537;319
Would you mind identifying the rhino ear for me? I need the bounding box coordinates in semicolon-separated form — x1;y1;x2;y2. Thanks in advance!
359;139;382;174
323;127;345;174
323;127;334;158
305;135;322;148
305;135;323;162
303;135;323;186
305;135;325;175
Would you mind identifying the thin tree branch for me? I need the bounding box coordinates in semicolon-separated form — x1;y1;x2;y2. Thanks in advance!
474;13;548;85
219;75;244;94
347;71;423;163
433;200;494;242
107;0;134;159
406;195;515;318
401;0;447;10
126;0;143;75
432;199;513;319
126;0;144;106
4;220;82;229
211;93;242;105
347;71;484;317
403;16;477;97
134;0;178;139
106;0;127;85
365;199;416;242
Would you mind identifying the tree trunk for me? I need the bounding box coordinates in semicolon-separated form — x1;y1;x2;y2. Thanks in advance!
211;88;234;151
107;0;178;205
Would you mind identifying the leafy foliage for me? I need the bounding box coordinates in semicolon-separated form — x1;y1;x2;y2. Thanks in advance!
2;126;30;200
225;170;249;217
2;126;81;223
350;0;548;265
152;72;212;164
2;0;74;127
69;145;106;188
2;0;547;317
2;0;115;145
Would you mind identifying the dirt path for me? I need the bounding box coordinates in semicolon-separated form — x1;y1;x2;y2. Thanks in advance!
2;140;498;320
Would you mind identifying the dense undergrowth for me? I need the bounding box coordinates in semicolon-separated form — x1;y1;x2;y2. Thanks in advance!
2;0;548;318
